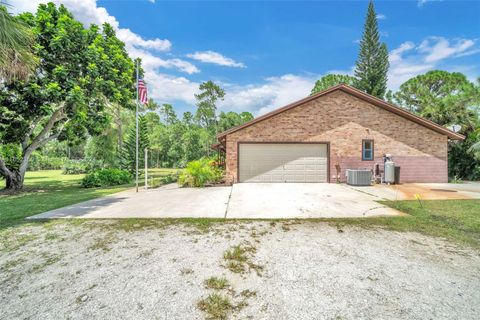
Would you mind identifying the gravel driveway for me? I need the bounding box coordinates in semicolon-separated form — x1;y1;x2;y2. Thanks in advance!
1;221;479;319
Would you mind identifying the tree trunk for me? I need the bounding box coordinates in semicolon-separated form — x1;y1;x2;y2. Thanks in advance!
4;170;25;190
1;104;66;191
1;150;31;191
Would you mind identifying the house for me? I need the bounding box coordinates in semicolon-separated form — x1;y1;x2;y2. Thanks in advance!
214;84;464;184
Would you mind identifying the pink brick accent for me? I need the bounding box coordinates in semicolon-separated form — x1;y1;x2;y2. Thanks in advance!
223;90;448;184
331;156;448;183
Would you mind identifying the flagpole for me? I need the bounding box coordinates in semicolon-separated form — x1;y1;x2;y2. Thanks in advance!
135;59;139;193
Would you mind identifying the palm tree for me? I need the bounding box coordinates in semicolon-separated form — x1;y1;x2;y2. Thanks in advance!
0;5;37;82
469;135;480;160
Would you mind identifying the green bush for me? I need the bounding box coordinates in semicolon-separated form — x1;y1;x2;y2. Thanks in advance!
178;158;223;187
62;158;104;175
28;152;68;170
62;160;87;174
160;174;178;184
81;169;132;188
0;144;22;170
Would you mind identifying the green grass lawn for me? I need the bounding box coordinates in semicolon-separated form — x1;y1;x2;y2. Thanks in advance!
0;169;179;230
333;199;480;248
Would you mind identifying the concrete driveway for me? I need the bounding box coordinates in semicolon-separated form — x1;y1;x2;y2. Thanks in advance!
349;182;480;200
226;183;400;218
29;183;403;220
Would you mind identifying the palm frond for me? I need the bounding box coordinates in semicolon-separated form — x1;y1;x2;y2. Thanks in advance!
0;5;38;82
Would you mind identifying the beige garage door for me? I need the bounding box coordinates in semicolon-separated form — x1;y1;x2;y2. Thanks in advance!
239;143;328;183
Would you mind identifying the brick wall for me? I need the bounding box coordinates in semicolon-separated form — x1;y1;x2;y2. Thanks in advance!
224;90;448;184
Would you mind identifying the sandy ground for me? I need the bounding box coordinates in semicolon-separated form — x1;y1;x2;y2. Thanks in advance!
1;221;479;320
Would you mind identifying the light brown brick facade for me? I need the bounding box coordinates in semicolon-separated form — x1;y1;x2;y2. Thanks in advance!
223;90;449;184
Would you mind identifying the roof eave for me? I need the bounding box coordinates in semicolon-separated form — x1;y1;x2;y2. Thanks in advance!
217;84;465;141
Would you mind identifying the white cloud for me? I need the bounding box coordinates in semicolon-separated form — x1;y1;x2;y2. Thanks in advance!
388;37;479;89
389;41;415;63
418;37;475;63
219;74;317;116
187;51;246;68
377;13;387;20
128;47;199;75
417;0;443;7
146;73;199;105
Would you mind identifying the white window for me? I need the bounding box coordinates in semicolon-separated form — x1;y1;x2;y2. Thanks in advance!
362;140;374;161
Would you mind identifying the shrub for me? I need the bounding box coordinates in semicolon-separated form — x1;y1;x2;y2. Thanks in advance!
62;160;87;175
0;144;22;170
81;169;132;188
62;158;104;175
178;158;223;187
160;174;178;184
28;152;68;170
83;158;104;172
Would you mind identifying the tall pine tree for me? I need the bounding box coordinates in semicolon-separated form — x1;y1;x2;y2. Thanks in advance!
354;1;389;98
121;115;150;173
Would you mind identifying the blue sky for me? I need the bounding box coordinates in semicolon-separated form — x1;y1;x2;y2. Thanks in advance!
10;0;480;116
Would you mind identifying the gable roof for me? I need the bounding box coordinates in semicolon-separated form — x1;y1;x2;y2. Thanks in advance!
217;84;465;141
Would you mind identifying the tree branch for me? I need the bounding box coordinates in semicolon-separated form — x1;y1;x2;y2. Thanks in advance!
22;115;44;151
0;156;13;179
37;130;63;149
26;103;66;154
18;118;69;176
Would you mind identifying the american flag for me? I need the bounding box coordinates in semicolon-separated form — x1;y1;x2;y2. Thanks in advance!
138;79;148;105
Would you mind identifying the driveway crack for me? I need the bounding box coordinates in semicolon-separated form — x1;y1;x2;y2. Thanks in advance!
224;186;233;219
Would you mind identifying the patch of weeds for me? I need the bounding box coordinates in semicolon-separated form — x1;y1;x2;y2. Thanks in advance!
226;261;246;273
138;249;155;258
233;299;248;311
45;233;61;241
180;268;194;275
0;257;26;272
112;219;165;232
31;254;62;273
223;242;259;274
0;230;38;253
240;289;257;298
87;232;117;252
204;277;229;290
223;245;249;263
197;293;233;320
258;229;268;236
247;261;264;276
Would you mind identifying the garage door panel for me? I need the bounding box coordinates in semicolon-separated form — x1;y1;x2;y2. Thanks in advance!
239;143;328;183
